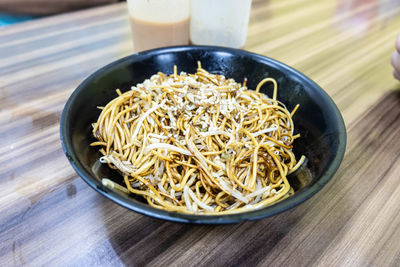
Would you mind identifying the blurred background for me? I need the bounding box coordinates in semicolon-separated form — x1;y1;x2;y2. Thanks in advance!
0;0;119;26
1;0;399;28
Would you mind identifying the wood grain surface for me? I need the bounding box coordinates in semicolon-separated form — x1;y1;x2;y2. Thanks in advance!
1;0;400;266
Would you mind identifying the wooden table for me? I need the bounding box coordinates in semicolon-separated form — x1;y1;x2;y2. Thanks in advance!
1;0;400;265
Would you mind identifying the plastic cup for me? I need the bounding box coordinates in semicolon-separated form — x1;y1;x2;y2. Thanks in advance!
127;0;190;52
190;0;252;48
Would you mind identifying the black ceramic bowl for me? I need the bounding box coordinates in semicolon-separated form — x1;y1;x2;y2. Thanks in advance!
60;46;346;224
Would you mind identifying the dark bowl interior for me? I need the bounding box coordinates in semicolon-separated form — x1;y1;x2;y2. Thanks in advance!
60;46;346;224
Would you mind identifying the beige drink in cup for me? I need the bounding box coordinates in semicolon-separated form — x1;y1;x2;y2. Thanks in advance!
190;0;252;48
127;0;190;52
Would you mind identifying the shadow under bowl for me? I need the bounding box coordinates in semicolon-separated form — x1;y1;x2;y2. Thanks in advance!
60;45;346;224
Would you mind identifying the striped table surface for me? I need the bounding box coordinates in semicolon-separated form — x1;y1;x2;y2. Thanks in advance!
1;0;400;266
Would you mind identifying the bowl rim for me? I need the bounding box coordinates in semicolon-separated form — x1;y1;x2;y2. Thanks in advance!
60;45;347;224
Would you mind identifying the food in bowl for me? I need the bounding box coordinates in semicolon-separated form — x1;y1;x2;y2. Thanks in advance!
90;62;305;214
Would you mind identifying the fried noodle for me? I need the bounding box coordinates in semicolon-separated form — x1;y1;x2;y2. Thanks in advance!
91;62;305;214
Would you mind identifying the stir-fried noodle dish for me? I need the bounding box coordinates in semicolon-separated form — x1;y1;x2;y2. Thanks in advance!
91;62;305;214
